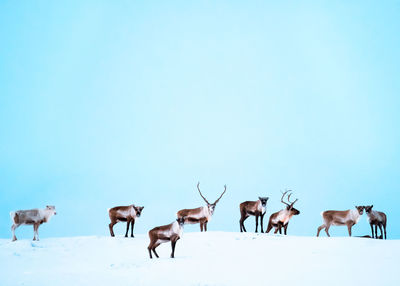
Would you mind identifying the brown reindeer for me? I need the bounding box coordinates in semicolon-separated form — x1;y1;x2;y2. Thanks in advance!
239;197;269;233
316;206;364;237
108;205;144;237
364;205;387;239
177;182;226;232
148;217;185;259
266;191;300;235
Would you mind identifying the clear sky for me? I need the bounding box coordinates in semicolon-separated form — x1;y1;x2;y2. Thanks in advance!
1;1;399;239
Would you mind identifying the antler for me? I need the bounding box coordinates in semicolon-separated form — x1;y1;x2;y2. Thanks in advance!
287;193;298;207
213;185;227;205
197;182;210;205
280;190;291;206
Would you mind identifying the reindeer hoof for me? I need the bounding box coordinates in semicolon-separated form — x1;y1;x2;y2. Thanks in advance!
131;235;134;238
12;238;17;242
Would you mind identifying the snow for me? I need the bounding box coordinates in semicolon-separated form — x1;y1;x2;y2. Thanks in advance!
0;232;399;286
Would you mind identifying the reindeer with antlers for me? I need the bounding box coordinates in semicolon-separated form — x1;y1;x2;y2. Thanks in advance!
266;191;300;235
177;182;226;232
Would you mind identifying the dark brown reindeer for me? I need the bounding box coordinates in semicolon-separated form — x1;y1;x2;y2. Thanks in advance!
316;206;364;237
266;191;300;235
364;205;387;239
177;182;226;232
108;205;144;237
239;197;269;233
148;217;185;259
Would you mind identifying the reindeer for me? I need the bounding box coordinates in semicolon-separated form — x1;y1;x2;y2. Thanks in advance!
10;206;57;241
364;205;387;239
316;206;364;237
148;217;185;259
177;182;226;232
108;205;144;237
239;197;269;233
266;191;300;235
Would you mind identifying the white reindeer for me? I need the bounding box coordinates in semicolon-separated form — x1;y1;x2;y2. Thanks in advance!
10;206;57;241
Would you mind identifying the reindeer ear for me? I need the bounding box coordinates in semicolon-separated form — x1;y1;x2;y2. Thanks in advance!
258;197;262;200
371;205;373;208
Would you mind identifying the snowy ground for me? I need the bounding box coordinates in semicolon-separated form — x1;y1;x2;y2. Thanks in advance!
0;232;399;286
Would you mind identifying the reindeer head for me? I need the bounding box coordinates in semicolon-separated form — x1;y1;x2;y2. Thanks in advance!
197;182;227;215
46;205;57;215
355;205;364;215
176;216;186;226
364;205;373;214
133;206;144;217
258;197;269;207
281;191;300;215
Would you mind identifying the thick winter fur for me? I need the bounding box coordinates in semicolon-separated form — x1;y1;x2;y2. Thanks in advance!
266;206;300;235
365;205;387;239
239;197;269;233
177;206;213;231
148;217;185;259
108;205;144;237
266;191;300;235
177;182;226;232
10;205;57;241
316;206;364;237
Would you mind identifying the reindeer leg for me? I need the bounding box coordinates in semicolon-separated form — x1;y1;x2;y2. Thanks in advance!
171;240;177;258
170;236;180;258
11;224;19;241
241;215;249;232
284;223;288;235
255;215;259;233
266;220;273;233
204;222;208;232
152;243;160;258
200;222;203;232
370;223;374;238
109;220;117;237
378;224;383;239
374;225;378;239
33;223;39;241
148;243;154;259
260;214;264;233
317;224;325;237
278;222;283;234
347;223;352;237
124;219;131;237
325;224;331;237
383;223;387;240
130;220;135;237
240;213;246;232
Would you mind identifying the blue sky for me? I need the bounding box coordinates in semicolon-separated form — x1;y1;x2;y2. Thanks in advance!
1;1;399;239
